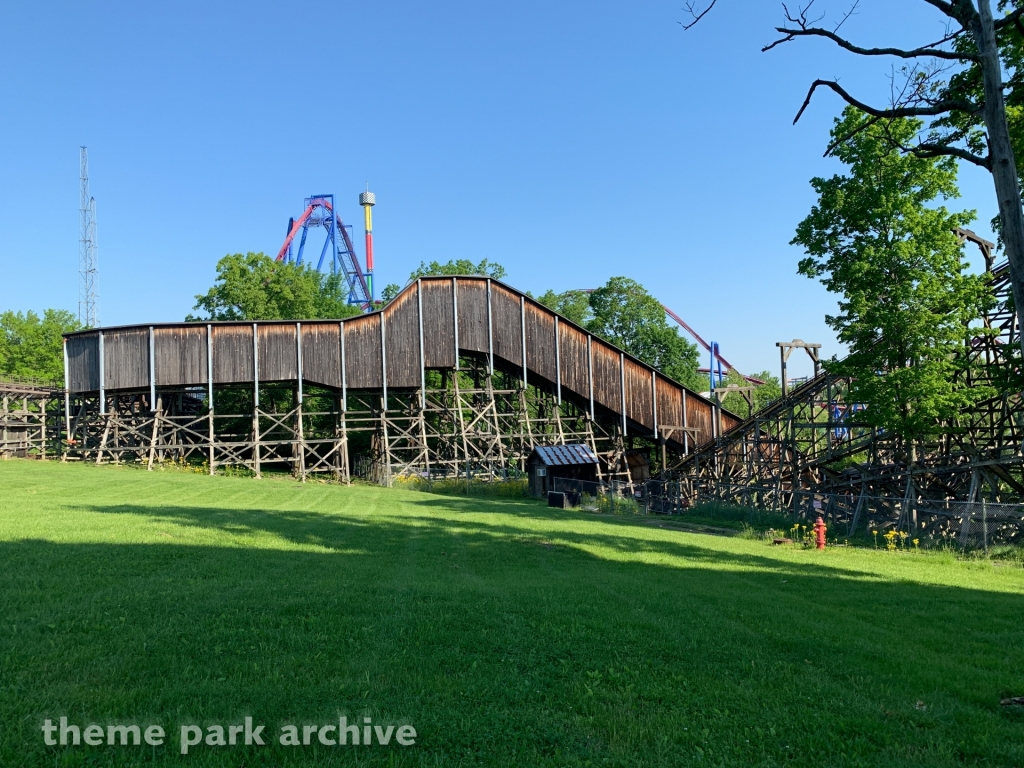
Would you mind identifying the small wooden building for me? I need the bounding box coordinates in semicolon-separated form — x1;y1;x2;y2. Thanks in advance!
527;444;599;498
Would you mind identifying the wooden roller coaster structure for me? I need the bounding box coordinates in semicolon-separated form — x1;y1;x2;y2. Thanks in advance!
672;230;1024;513
54;276;739;483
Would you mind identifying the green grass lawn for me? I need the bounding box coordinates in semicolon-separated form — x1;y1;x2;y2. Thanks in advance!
1;460;1022;767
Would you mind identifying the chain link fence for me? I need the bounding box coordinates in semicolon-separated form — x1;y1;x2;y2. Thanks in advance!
549;476;1023;550
691;481;1024;550
354;458;1022;550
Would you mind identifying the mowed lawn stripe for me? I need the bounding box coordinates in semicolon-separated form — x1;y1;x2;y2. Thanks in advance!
1;460;1022;767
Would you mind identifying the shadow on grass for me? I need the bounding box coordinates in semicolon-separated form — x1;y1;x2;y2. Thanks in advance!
75;492;1024;593
3;503;1024;767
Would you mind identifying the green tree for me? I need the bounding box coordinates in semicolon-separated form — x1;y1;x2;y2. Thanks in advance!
379;283;402;304
748;370;782;412
684;0;1024;362
792;107;993;443
586;277;703;390
408;259;506;280
377;259;509;307
535;289;592;327
188;253;362;321
715;368;782;417
537;278;703;390
0;309;82;382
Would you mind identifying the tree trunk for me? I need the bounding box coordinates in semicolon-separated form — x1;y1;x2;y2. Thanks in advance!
973;0;1024;359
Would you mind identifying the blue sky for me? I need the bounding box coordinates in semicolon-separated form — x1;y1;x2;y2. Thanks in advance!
0;0;1002;381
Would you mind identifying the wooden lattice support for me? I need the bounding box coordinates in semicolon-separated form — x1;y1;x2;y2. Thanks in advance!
0;380;56;460
675;259;1024;507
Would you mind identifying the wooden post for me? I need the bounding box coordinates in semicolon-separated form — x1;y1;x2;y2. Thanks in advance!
39;397;46;460
339;321;347;412
682;389;689;454
520;296;527;385
380;310;388;411
253;323;261;478
417;279;426;408
296;387;306;482
296;322;303;406
486;278;494;375
1;393;7;458
98;331;106;415
148;326;156;412
453;368;469;466
296;322;305;481
381;395;392;486
651;370;658;440
453;278;460;371
779;344;788;398
62;339;71;462
554;316;561;405
207;324;215;475
587;334;594;420
147;395;162;471
619;352;626;436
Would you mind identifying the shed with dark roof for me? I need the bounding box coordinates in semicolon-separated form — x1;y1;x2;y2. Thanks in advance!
526;444;599;498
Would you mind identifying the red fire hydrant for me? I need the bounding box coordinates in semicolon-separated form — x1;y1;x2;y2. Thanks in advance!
813;516;827;550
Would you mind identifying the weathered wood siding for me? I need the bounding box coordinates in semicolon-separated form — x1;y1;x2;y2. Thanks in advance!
524;302;556;384
103;328;148;391
721;411;741;433
155;326;207;387
213;325;255;384
63;276;727;447
301;323;342;389
344;314;383;390
491;284;523;369
590;343;622;413
258;324;298;383
624;358;653;431
656;376;683;433
456;279;488;355
558;322;589;398
421;279;456;369
67;333;100;393
384;285;421;388
685;392;713;440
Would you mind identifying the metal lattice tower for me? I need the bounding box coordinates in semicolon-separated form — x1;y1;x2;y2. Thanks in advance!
79;147;99;328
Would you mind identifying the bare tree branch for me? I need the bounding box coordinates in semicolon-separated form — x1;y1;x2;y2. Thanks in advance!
793;78;979;124
782;0;825;28
823;114;883;156
679;0;717;31
762;3;976;62
822;103;988;168
920;0;960;19
832;1;860;34
879;117;990;167
911;141;990;167
764;26;973;59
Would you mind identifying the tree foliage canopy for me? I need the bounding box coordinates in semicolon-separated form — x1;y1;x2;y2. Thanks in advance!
409;259;506;281
379;259;508;305
188;253;362;321
0;309;81;382
716;368;783;417
793;107;993;441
